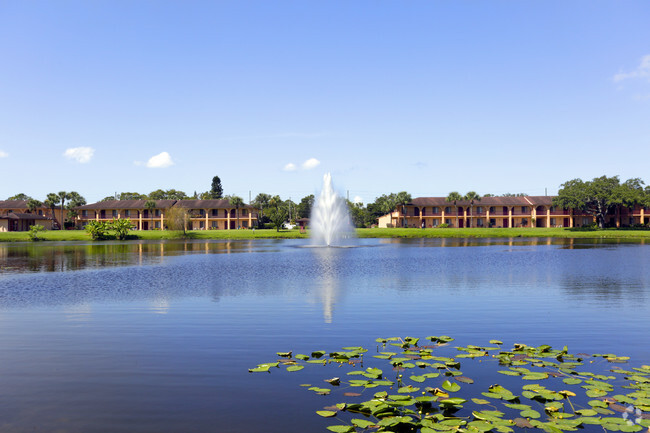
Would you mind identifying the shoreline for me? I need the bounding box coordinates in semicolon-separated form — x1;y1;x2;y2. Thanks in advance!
2;227;650;243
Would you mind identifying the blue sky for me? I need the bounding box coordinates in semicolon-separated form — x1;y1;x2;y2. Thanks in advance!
1;1;649;204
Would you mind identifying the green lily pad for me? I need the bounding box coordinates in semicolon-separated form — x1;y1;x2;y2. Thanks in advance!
316;410;337;417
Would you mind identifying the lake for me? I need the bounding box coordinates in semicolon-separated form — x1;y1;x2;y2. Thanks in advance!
0;238;648;432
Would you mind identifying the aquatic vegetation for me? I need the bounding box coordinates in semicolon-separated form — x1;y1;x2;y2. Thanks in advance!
250;336;650;433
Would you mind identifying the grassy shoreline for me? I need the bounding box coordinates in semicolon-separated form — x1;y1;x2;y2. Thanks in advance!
2;227;650;243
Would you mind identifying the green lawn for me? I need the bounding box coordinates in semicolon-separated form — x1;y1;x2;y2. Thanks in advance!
2;226;650;243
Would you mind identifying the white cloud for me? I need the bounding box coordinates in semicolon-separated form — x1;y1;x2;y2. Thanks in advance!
283;162;297;171
0;150;8;158
614;54;650;82
146;151;174;168
302;158;320;170
353;195;363;204
63;146;94;163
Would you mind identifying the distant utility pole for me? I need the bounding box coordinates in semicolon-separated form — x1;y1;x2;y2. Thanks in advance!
249;191;251;204
347;190;349;201
545;188;547;196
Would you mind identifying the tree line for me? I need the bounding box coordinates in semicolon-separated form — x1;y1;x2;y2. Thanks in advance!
7;175;649;230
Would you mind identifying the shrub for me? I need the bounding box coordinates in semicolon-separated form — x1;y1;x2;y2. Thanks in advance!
28;224;45;241
110;218;134;240
438;223;449;228
85;220;108;240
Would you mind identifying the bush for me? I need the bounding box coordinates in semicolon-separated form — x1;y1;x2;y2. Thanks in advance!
110;218;133;240
438;223;449;228
85;220;108;240
28;224;45;241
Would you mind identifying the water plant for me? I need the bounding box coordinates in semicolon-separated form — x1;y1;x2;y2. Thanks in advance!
250;336;650;433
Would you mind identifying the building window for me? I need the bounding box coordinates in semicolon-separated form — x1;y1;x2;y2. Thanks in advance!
476;206;483;214
82;210;88;217
445;219;452;226
550;218;556;226
433;207;439;214
444;207;451;214
489;207;495;213
477;219;484;227
550;206;555;212
489;218;496;227
432;219;439;227
112;210;117;217
212;221;218;228
155;210;160;217
212;209;218;216
242;209;248;216
521;206;528;213
199;209;205;216
124;210;130;217
155;221;161;229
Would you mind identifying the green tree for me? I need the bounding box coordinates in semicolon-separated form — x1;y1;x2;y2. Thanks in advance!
101;195;116;202
228;195;244;229
145;200;156;229
395;191;412;228
119;192;147;200
210;176;223;199
553;175;624;229
463;191;481;228
27;199;43;214
65;191;86;223
446;191;463;228
297;195;315;219
148;189;188;200
376;193;398;227
346;200;371;228
501;193;528;197
267;195;288;232
7;193;32;201
252;193;272;224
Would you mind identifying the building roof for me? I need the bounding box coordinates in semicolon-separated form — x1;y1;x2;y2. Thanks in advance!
0;212;50;220
77;200;177;210
410;196;556;207
0;200;29;209
173;199;253;209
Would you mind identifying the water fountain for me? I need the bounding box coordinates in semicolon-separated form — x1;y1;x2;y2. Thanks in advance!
310;173;355;246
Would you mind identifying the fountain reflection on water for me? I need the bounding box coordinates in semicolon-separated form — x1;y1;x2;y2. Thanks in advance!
310;173;355;247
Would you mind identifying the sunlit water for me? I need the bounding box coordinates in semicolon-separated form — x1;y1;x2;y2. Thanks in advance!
0;238;648;432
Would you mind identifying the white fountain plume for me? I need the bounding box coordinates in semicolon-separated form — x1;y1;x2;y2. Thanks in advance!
310;173;354;246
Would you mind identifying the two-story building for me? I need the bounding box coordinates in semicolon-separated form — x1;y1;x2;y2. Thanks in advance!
75;199;258;230
380;196;649;229
0;200;54;231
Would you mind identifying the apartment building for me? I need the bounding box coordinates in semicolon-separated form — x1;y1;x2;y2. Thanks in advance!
75;199;258;230
0;200;55;231
380;196;649;229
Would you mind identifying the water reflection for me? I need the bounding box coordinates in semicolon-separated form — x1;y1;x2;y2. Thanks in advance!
0;240;272;275
310;247;343;323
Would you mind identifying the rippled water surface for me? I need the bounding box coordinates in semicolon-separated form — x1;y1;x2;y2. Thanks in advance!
0;238;648;432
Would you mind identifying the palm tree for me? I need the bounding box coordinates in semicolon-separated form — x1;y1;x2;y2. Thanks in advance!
229;195;244;229
57;191;71;226
395;191;412;228
45;193;61;228
145;200;156;230
446;191;463;228
463;191;481;228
